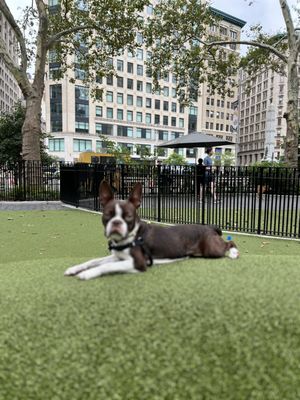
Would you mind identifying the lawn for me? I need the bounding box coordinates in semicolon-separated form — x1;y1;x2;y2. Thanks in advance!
1;209;300;399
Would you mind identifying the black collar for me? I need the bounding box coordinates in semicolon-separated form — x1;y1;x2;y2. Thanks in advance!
108;236;144;251
108;236;153;266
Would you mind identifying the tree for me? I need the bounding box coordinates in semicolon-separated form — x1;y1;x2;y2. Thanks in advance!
0;102;23;164
144;0;299;167
0;102;51;164
163;152;187;165
99;135;133;165
0;0;148;161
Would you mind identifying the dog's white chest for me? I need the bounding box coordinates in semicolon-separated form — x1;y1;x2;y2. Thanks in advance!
112;248;132;261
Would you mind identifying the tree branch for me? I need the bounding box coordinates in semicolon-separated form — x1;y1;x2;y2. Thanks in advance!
0;38;31;96
279;0;297;48
33;0;49;90
47;24;99;49
203;39;288;64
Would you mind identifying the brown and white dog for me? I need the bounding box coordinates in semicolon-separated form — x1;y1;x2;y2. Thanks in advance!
64;181;239;280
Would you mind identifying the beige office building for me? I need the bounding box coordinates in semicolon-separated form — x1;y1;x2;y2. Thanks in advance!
0;12;22;112
238;68;288;165
45;4;245;163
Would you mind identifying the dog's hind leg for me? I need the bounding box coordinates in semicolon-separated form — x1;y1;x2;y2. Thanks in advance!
153;257;188;265
64;255;117;276
199;236;239;259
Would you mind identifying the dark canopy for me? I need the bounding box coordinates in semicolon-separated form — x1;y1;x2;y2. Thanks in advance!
158;131;234;149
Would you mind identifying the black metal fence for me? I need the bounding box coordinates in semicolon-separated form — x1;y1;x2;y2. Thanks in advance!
0;161;60;201
60;163;300;239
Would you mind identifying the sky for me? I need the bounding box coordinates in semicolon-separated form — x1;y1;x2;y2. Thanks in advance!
211;0;299;36
6;0;300;37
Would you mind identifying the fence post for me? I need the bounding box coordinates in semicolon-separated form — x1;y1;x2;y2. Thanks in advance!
257;166;263;235
22;160;27;201
157;164;161;222
121;164;125;200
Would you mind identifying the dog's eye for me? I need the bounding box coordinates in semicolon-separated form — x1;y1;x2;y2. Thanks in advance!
125;214;134;221
103;211;113;219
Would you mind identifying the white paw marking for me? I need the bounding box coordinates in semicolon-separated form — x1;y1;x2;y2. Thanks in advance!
228;247;239;259
64;266;79;276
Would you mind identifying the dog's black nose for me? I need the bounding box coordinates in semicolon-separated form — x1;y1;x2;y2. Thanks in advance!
112;220;122;226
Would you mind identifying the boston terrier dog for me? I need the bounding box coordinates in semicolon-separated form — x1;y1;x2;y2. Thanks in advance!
64;180;239;280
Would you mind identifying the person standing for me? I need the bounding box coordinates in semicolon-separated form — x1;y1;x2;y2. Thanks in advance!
196;158;205;201
203;147;217;202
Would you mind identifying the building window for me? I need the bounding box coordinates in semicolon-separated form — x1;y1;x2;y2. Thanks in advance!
127;110;133;122
127;62;133;74
117;77;123;88
137;80;143;91
75;85;89;100
146;98;152;108
137;128;151;139
136;48;143;60
163;116;168;126
117;93;123;105
158;130;168;141
179;118;184;128
136;112;143;123
117;109;123;120
155;114;160;124
171;117;176;127
106;75;113;85
106;91;113;102
107;107;113;119
146;83;152;93
117;60;123;71
117;126;133;137
96;106;102;117
75;103;89;118
73;139;92;152
127;94;133;105
163;101;169;111
230;30;237;39
137;64;143;76
189;106;198;115
95;123;113;135
75;121;89;133
137;32;143;45
127;78;133;90
163;86;169;97
146;113;151;124
48;138;64;152
50;84;62;132
136;96;143;107
155;99;160;110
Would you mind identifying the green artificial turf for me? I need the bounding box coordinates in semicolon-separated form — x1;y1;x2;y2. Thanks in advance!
1;210;300;399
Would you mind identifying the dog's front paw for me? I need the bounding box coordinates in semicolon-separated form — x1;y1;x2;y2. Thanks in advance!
64;265;81;276
77;269;101;281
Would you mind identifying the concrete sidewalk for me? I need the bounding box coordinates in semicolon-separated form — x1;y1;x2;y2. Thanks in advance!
0;201;66;211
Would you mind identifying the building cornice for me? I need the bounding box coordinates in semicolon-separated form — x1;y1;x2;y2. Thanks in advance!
210;7;246;29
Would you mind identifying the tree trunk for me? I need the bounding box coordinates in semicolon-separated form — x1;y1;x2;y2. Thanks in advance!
284;51;299;168
22;95;43;161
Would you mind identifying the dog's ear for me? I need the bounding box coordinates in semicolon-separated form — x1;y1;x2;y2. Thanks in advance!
99;180;114;207
129;182;142;209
